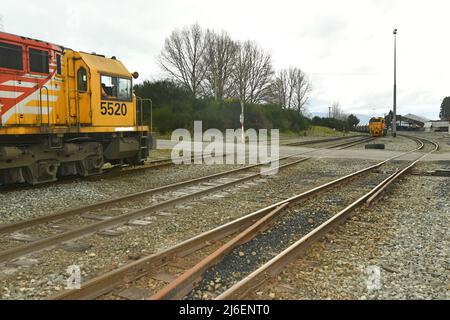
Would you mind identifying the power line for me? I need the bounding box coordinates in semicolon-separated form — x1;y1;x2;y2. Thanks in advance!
310;72;379;76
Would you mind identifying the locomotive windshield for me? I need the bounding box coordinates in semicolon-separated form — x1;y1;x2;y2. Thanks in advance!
100;75;132;101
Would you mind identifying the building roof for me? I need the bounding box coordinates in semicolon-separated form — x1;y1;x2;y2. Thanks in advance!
402;113;430;124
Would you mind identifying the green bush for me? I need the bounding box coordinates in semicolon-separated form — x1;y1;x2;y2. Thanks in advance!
312;116;349;132
134;80;311;134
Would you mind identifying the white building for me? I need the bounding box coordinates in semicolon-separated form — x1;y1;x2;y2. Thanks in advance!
423;120;449;132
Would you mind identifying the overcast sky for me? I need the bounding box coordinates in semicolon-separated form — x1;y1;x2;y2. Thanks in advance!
1;0;449;120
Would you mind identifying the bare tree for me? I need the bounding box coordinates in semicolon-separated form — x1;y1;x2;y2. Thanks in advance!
268;69;288;107
269;67;311;114
231;41;273;141
159;23;207;97
292;68;311;114
331;101;346;119
203;30;237;100
232;40;273;105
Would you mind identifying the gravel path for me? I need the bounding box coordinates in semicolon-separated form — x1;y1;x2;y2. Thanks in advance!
255;162;449;300
0;158;376;299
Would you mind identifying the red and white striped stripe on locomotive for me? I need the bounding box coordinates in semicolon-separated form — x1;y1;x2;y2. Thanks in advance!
0;32;63;127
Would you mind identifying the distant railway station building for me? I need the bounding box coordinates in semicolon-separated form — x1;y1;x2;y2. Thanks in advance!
401;114;430;129
400;113;449;133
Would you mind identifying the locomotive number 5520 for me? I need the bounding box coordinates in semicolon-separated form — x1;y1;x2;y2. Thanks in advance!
100;102;127;116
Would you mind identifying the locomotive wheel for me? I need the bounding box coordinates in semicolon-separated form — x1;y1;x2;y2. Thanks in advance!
23;160;60;185
365;144;385;150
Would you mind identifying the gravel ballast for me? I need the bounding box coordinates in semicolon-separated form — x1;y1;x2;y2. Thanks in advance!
0;158;376;299
0;162;246;224
186;164;408;299
255;164;449;300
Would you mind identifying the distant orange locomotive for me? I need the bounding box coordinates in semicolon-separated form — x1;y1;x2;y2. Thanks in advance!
0;32;154;185
368;117;387;137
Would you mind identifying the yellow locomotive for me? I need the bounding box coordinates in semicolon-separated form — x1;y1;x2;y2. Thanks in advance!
368;117;387;137
0;32;154;185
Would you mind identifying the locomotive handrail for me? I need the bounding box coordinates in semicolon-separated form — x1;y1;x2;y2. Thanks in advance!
136;97;153;133
39;85;50;129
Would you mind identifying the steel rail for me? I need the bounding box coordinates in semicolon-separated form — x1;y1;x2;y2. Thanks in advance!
283;135;364;146
215;172;401;299
328;136;376;149
149;203;290;300
366;138;438;204
51;137;426;300
0;158;308;263
116;152;234;173
0;133;378;236
0;154;296;236
50;160;382;300
150;136;428;300
49;204;292;300
215;138;437;300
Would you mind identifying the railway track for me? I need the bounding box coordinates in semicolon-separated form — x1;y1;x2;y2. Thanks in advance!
0;155;307;263
0;135;378;299
117;134;374;176
0;135;372;192
0;134;377;264
281;135;364;147
327;136;375;149
0;153;226;192
48;136;436;300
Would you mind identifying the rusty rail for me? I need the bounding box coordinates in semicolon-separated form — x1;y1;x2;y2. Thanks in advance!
150;203;290;300
216;138;437;299
0;158;307;263
49;136;431;300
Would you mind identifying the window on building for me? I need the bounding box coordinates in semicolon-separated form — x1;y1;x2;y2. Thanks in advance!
0;42;23;70
100;75;132;101
56;54;62;75
29;48;49;74
77;67;87;92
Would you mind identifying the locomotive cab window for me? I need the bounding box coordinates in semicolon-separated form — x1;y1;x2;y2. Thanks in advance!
0;41;23;70
77;67;88;92
100;75;132;101
29;48;49;74
56;54;62;75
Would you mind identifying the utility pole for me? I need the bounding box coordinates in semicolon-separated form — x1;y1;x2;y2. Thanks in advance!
240;100;245;144
392;28;398;138
328;106;332;118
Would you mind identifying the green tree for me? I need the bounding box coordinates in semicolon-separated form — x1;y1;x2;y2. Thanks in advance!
439;97;450;120
311;116;348;131
385;110;393;128
347;114;360;129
